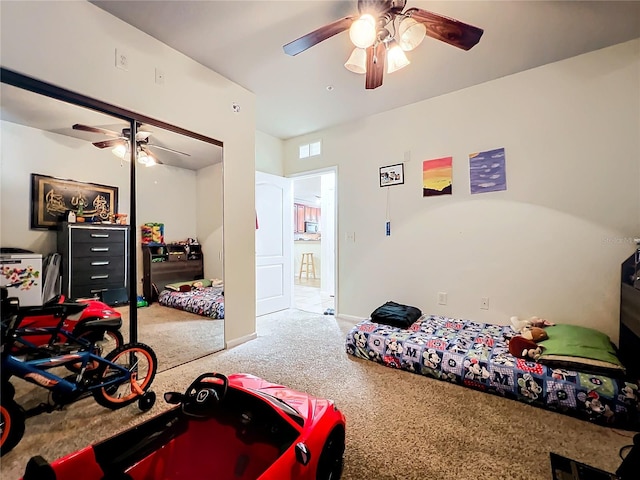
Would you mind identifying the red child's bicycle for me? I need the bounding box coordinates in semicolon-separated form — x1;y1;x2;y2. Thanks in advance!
9;292;123;359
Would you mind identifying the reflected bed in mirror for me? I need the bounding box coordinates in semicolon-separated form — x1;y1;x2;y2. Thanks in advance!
134;121;225;370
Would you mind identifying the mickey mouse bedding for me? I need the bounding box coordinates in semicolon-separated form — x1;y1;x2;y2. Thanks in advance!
158;286;224;319
345;314;639;428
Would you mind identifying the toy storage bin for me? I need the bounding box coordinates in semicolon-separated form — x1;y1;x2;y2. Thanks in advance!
141;223;165;244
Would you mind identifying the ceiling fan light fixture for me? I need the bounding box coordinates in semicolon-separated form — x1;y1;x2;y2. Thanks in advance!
111;143;128;159
386;40;410;74
398;17;426;51
344;47;367;74
137;150;155;167
349;14;376;48
144;157;157;167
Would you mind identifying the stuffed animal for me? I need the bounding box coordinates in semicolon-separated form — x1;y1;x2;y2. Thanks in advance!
530;317;555;328
521;326;548;342
508;335;543;360
510;315;555;333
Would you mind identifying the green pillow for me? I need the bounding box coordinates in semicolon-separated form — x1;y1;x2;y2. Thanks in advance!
164;279;212;291
537;324;625;377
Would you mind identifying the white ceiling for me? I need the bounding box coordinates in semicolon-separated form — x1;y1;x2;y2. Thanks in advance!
91;0;640;140
0;82;223;170
294;176;322;204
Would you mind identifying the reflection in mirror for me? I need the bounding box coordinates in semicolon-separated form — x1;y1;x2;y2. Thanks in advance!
0;82;132;416
132;122;224;370
1;80;225;375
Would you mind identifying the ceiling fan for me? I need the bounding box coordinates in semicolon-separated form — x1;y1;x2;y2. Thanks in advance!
283;0;483;90
72;123;191;166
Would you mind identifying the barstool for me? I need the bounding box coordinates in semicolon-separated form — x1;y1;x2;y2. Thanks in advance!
299;252;316;280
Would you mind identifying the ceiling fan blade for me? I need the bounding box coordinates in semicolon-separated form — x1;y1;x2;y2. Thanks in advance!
404;8;484;51
365;43;385;90
283;16;354;56
93;139;125;149
73;123;122;137
146;143;191;157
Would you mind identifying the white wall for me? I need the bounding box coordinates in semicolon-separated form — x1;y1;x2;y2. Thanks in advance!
1;1;257;344
136;163;199;294
256;130;284;176
283;40;640;343
196;162;224;280
0;120;132;254
137;166;198;244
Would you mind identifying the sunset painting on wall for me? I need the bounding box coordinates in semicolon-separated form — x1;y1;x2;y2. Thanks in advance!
423;157;452;197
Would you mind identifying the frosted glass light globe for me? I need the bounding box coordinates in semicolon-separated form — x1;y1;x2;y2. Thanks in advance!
344;48;367;74
398;17;426;51
349;14;377;49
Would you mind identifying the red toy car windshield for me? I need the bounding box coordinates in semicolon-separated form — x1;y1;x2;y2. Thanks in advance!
246;388;304;427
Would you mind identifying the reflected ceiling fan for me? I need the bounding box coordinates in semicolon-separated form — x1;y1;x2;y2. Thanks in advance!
283;0;483;89
72;123;191;166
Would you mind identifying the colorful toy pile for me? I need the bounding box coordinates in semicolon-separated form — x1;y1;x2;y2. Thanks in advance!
141;223;164;244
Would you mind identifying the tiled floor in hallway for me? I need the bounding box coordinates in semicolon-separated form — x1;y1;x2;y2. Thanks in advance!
294;277;334;315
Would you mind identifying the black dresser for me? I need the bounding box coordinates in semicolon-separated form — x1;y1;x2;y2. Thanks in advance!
620;245;640;381
57;222;129;303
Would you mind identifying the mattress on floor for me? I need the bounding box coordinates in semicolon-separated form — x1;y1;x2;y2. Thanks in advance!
158;286;224;319
345;315;639;429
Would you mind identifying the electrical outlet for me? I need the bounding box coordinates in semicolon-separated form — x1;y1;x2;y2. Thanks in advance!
155;68;165;85
345;232;355;243
115;48;129;71
438;292;447;305
481;297;489;310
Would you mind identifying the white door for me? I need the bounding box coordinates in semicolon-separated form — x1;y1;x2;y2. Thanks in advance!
256;172;293;316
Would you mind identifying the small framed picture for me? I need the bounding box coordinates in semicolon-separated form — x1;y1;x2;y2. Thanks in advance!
379;163;404;187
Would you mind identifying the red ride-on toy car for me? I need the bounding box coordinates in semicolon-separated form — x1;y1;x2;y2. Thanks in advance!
10;295;123;357
19;372;347;480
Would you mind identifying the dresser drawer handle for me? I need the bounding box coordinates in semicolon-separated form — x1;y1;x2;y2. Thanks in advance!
91;233;109;238
91;274;109;280
91;247;109;252
91;261;110;266
90;288;108;294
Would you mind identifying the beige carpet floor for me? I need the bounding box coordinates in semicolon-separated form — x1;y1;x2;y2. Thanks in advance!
117;302;225;371
1;309;637;479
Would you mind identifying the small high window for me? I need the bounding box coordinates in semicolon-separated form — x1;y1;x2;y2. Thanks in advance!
299;140;321;159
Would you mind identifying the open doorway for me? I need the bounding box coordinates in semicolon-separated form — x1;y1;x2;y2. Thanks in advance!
292;170;336;315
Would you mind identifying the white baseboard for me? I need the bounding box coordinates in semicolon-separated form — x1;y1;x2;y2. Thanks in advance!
336;314;364;325
225;332;257;350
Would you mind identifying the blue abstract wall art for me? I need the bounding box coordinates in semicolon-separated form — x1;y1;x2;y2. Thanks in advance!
469;147;507;194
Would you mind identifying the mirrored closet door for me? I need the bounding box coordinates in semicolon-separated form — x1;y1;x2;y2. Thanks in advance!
1;72;225;375
132;122;225;370
0;81;133;412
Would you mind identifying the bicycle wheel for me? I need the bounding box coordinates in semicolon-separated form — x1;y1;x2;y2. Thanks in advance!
66;329;124;374
1;398;25;456
93;342;157;410
77;329;124;355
